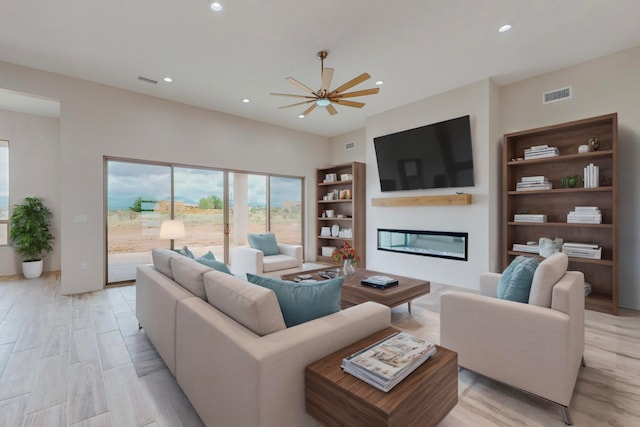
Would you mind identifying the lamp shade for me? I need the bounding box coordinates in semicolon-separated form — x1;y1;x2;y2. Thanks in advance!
159;220;186;240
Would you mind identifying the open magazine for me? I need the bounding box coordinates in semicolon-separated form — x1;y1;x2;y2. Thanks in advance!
342;332;436;392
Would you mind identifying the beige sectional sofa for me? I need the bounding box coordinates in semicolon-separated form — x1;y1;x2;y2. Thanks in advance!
136;249;391;427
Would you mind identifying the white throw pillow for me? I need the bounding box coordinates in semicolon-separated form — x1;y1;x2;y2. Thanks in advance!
528;252;569;307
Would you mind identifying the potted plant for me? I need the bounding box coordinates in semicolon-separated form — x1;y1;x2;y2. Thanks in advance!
9;196;55;279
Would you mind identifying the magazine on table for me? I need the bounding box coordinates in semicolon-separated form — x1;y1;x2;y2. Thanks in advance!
342;331;436;392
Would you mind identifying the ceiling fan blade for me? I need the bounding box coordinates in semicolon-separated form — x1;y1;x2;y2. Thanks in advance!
332;87;380;99
278;100;315;109
286;77;318;96
270;92;316;99
321;68;334;93
301;103;317;117
326;104;338;115
330;72;371;96
333;99;365;108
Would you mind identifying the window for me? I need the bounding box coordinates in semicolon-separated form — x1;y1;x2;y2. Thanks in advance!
0;140;8;245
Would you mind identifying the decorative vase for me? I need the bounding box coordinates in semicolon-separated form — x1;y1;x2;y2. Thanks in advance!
22;259;43;279
343;259;356;276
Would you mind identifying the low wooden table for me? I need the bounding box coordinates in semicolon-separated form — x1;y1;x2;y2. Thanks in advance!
306;327;458;427
281;267;429;314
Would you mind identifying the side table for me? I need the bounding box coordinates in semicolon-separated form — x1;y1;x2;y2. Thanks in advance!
306;327;458;427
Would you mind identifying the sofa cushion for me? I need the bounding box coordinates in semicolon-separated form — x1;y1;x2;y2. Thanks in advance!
170;256;211;300
246;274;343;327
248;233;279;256
262;254;301;273
529;252;569;308
197;251;232;275
204;271;286;336
152;248;181;279
497;256;538;303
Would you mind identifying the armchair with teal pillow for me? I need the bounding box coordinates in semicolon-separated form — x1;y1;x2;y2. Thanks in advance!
230;233;303;277
440;253;585;424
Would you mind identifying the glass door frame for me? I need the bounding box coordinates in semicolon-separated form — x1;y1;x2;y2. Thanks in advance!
104;156;305;286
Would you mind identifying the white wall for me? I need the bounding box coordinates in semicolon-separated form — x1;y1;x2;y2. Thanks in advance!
365;80;498;289
0;109;61;275
329;128;366;164
0;60;329;294
500;46;640;310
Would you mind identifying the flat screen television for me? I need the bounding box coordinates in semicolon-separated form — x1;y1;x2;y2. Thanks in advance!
374;115;475;192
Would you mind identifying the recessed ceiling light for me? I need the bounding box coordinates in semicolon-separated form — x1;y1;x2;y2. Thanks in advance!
298;114;305;119
242;98;250;103
498;24;512;33
209;1;223;12
375;80;384;86
163;77;173;83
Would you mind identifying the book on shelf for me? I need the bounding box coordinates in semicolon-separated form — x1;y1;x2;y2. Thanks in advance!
342;332;436;393
514;214;547;223
567;206;602;224
524;146;559;160
515;182;552;191
520;175;548;183
562;242;602;259
512;243;540;254
583;163;600;188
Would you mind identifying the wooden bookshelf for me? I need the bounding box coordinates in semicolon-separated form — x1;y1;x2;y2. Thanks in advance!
316;162;366;266
503;113;618;314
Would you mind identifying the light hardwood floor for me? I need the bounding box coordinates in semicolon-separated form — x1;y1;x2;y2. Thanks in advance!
1;272;639;426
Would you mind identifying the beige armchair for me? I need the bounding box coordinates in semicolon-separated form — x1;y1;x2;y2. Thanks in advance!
440;253;585;425
230;243;302;277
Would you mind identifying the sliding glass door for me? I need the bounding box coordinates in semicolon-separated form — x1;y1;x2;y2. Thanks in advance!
106;160;171;283
269;176;302;245
105;158;304;284
173;167;226;259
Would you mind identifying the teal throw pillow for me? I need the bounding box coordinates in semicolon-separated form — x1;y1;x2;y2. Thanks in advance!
172;246;195;259
497;256;539;303
246;273;343;327
248;233;279;256
196;251;232;275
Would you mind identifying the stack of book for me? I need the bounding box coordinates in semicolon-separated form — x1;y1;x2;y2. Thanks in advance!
583;163;600;188
516;176;552;191
567;206;602;224
524;145;559;160
512;242;540;254
514;214;547;223
342;332;436;392
562;242;602;259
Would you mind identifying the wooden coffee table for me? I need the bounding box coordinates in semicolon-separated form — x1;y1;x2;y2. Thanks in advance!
306;327;458;427
281;267;429;314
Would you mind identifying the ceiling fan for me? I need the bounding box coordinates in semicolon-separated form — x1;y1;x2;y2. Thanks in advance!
271;51;380;117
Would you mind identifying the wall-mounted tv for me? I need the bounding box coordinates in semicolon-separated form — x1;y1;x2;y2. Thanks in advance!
374;115;475;192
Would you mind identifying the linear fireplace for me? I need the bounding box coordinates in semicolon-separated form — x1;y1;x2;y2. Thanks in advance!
377;229;468;261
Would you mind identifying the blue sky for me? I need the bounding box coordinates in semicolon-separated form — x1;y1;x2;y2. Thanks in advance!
106;161;300;210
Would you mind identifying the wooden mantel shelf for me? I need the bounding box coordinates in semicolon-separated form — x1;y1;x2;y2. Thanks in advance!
371;193;472;207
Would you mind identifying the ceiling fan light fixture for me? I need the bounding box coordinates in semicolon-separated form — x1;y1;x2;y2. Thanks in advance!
316;99;331;107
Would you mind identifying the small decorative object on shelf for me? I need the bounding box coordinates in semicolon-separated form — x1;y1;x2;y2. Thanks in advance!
561;175;582;188
588;134;600;151
333;242;359;276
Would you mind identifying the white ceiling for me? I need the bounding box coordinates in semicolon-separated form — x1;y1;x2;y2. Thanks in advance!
1;0;640;137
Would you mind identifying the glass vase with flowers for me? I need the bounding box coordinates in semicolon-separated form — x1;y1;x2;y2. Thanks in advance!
333;242;360;276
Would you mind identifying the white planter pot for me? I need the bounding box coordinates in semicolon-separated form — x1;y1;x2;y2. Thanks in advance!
22;260;43;279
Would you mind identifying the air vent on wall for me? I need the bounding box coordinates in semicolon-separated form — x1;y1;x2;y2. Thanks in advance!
543;86;571;104
138;76;158;85
345;141;355;150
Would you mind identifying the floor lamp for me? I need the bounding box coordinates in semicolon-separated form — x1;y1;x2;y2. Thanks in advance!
159;219;185;250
